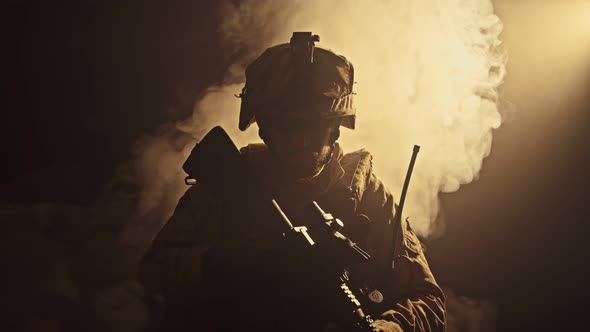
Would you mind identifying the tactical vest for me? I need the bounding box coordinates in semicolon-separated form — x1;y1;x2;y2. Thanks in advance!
239;143;376;246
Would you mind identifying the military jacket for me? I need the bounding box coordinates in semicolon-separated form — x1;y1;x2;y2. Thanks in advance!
139;143;446;331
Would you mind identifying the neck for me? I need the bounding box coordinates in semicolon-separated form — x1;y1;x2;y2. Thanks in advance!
296;146;334;182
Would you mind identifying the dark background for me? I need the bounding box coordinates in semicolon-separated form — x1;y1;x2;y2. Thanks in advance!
2;1;589;331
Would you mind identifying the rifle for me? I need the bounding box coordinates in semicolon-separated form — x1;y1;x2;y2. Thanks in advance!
183;126;377;331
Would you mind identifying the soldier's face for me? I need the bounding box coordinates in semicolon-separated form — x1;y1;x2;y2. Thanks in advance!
257;116;337;179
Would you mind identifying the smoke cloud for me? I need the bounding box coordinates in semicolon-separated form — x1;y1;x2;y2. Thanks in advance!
494;0;590;117
127;0;506;239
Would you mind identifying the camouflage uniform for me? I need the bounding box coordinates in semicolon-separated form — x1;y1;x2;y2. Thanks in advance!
140;32;445;331
140;142;445;331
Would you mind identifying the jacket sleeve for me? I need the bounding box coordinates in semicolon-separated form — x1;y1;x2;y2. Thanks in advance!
358;173;446;332
138;184;223;300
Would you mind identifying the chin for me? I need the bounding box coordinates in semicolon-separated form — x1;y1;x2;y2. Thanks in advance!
277;158;318;177
272;148;330;178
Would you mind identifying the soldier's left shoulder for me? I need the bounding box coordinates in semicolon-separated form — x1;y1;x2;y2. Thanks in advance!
341;149;395;194
340;148;373;175
339;148;398;224
339;148;374;200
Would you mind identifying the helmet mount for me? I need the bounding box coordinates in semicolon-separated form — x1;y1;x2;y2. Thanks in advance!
238;32;356;131
290;32;320;64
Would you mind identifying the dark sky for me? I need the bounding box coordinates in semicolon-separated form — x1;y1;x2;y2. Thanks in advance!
2;0;227;203
2;1;590;331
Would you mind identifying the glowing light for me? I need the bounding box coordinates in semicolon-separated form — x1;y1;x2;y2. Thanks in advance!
213;0;506;237
130;0;508;238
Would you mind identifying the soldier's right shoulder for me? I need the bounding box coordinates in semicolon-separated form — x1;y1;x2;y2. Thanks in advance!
151;184;224;246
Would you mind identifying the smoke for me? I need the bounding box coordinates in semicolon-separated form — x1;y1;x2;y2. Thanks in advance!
5;1;510;329
120;85;261;245
494;0;590;117
127;0;505;240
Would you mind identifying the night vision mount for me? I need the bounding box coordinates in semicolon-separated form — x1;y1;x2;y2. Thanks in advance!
290;31;320;64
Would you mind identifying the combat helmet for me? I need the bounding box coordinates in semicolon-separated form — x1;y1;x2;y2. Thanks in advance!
238;32;356;131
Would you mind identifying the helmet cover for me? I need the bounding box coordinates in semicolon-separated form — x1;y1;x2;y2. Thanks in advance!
239;32;356;131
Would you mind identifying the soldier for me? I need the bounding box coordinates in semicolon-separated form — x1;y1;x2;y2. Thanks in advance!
139;32;446;332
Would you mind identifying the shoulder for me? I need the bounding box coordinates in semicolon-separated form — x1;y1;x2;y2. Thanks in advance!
337;148;396;222
152;184;223;246
155;143;267;246
339;148;373;201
